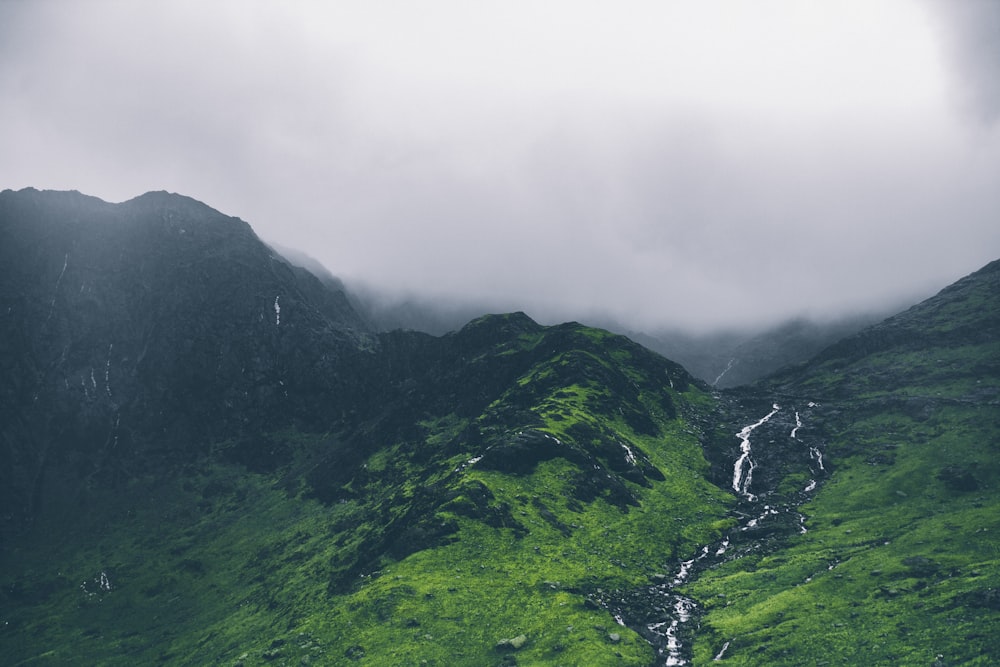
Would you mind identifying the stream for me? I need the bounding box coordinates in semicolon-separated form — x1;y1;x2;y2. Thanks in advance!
593;399;827;665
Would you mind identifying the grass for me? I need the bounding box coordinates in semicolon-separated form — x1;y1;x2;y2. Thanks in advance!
687;316;1000;667
0;322;734;666
5;284;997;666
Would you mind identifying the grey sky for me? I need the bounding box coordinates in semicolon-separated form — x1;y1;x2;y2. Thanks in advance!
2;0;998;332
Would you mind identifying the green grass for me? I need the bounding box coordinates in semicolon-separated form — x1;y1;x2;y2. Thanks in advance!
688;384;1000;665
5;296;997;666
1;322;734;666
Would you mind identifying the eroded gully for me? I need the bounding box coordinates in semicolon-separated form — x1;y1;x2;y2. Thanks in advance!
592;399;827;665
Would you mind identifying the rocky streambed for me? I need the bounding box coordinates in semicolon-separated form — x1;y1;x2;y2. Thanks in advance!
592;396;828;665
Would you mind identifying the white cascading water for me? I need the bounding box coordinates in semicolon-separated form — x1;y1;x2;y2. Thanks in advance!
732;404;780;500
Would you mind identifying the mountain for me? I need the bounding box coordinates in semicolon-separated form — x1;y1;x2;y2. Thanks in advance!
344;287;889;389
1;189;997;666
686;259;1000;664
0;188;372;534
1;189;732;665
626;313;889;389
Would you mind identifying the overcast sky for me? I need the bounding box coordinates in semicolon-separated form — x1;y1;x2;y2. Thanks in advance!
2;0;998;332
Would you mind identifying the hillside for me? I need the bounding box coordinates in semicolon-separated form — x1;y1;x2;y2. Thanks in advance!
0;190;732;665
0;188;372;536
686;260;1000;665
342;290;887;389
0;189;997;666
629;313;888;389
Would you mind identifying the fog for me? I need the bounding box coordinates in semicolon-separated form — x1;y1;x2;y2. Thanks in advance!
2;0;998;332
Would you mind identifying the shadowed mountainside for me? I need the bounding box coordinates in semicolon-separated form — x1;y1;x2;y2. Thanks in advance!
0;189;996;666
0;188;373;533
0;190;730;665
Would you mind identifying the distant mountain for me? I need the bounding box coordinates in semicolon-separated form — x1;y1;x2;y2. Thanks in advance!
344;287;890;388
627;313;889;389
0;189;996;666
345;283;493;336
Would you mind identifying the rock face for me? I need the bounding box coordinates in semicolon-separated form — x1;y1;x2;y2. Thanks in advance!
3;188;998;667
0;188;373;530
776;258;1000;391
0;188;701;551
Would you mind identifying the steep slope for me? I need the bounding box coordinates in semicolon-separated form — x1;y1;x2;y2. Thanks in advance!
686;259;1000;665
0;314;734;666
0;188;374;536
4;189;995;666
0;190;734;666
340;286;886;388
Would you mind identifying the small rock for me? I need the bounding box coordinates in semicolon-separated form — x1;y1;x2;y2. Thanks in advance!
609;632;621;643
496;634;528;651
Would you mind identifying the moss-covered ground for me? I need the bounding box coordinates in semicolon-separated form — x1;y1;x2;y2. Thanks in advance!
687;404;1000;665
4;259;999;666
687;266;1000;666
0;321;733;666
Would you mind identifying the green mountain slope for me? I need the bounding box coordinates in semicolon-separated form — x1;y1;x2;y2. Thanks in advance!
4;190;739;665
0;310;733;666
686;260;1000;665
2;190;997;666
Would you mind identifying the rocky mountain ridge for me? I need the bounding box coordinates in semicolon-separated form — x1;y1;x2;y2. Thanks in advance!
1;189;996;666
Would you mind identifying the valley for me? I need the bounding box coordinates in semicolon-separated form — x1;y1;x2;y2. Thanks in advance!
1;189;997;666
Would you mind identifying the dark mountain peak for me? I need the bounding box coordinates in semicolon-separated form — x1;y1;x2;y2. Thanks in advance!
2;186;103;203
911;254;1000;310
885;256;1000;325
0;188;374;529
123;189;207;207
0;188;256;254
2;190;999;666
767;256;1000;404
451;311;543;347
119;190;254;236
460;310;541;332
1;186;114;220
801;256;1000;373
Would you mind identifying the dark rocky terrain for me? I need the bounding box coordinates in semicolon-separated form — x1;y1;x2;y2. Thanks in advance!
0;189;372;534
343;286;888;389
1;188;996;666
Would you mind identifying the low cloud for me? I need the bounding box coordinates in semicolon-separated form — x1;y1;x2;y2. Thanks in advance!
1;1;998;333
